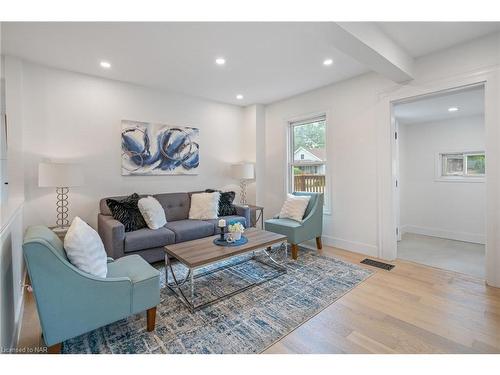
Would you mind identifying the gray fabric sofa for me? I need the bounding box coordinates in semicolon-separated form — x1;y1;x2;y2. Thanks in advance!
98;192;250;263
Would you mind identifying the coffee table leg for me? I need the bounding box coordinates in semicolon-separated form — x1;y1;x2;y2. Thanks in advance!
190;270;194;302
165;254;170;285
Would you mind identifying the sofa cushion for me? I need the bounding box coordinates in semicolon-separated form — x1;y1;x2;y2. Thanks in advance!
124;227;175;253
154;193;190;221
106;193;147;232
138;196;167;229
165;220;215;243
188;192;220;220
100;194;146;216
204;215;247;232
205;189;238;216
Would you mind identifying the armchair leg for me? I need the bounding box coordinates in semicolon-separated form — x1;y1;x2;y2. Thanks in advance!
291;244;299;260
147;307;156;332
315;237;323;250
47;342;62;354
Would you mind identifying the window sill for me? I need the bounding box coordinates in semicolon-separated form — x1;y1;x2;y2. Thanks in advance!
434;177;485;183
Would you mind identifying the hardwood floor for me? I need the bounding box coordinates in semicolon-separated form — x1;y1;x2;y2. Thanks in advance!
17;244;500;354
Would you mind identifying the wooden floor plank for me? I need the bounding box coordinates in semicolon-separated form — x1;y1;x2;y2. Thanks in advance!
17;244;500;354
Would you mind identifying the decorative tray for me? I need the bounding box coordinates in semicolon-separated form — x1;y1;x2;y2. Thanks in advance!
213;236;248;247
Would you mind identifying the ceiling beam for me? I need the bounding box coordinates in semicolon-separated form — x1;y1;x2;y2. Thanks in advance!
330;22;415;83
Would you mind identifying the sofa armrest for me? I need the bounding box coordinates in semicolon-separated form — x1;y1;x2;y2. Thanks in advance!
234;205;251;228
98;214;125;259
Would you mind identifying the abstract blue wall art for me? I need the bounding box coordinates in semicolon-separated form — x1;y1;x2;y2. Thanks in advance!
121;120;199;175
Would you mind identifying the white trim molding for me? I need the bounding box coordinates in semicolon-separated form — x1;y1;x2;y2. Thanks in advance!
376;68;500;287
321;235;378;257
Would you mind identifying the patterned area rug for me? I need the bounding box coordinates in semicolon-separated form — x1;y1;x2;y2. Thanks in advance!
63;246;373;354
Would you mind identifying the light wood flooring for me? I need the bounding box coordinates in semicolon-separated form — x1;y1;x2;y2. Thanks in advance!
17;244;500;354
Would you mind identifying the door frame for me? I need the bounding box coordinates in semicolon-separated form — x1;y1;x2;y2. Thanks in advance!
376;68;500;287
391;83;486;245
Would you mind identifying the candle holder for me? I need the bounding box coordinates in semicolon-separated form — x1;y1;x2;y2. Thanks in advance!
218;225;225;241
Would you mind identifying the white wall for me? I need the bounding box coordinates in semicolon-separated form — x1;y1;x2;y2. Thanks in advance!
240;105;258;205
263;32;500;258
264;73;388;256
399;115;485;244
19;61;246;228
1;30;27;350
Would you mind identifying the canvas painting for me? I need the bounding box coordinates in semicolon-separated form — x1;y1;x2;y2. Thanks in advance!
121;120;200;175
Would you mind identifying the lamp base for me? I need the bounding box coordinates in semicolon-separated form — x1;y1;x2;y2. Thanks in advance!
239;179;248;206
52;226;70;234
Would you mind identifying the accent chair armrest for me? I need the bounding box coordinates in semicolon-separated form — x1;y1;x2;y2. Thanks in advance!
98;214;125;259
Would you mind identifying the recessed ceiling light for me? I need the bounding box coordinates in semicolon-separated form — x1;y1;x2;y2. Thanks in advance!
100;61;111;69
236;94;244;100
448;107;459;112
323;58;333;66
215;58;226;65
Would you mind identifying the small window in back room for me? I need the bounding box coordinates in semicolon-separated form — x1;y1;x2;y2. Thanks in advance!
441;152;485;178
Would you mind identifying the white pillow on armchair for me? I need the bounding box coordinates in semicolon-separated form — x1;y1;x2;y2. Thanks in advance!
64;216;108;277
278;194;311;222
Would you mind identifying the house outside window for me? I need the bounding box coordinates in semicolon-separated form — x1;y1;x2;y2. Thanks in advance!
288;114;328;210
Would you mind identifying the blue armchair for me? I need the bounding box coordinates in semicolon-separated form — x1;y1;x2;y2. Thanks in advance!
264;192;323;260
22;226;160;353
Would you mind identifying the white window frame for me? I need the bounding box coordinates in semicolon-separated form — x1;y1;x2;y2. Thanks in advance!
286;112;331;214
435;150;485;182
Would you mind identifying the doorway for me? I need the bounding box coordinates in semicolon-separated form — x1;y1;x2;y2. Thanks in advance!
392;84;486;278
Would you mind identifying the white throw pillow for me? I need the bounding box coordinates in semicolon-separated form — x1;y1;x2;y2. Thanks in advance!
64;217;108;278
278;194;311;222
138;196;167;230
189;192;221;220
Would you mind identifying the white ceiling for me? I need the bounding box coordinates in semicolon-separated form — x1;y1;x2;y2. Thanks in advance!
2;22;499;106
1;22;369;106
377;22;500;57
393;85;484;125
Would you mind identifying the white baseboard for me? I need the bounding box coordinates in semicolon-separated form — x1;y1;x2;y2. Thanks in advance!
321;235;378;257
401;224;485;244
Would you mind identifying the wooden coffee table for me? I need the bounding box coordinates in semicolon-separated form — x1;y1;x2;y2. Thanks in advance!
164;228;288;312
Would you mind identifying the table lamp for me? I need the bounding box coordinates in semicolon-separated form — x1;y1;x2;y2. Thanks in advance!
231;162;254;206
39;162;84;231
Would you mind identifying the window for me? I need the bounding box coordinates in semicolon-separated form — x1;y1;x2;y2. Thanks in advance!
439;151;485;180
288;115;327;203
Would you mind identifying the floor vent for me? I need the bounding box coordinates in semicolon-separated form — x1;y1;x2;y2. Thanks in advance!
361;258;395;271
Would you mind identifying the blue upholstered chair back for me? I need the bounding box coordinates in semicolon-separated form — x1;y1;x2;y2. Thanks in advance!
293;191;322;219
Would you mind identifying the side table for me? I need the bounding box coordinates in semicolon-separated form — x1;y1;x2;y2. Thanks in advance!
49;226;69;242
247;205;264;229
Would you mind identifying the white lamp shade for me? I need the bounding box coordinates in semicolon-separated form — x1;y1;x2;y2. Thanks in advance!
39;162;84;187
231;163;254;180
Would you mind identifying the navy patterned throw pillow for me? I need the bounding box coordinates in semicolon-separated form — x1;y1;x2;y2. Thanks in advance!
205;189;237;216
106;193;147;232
